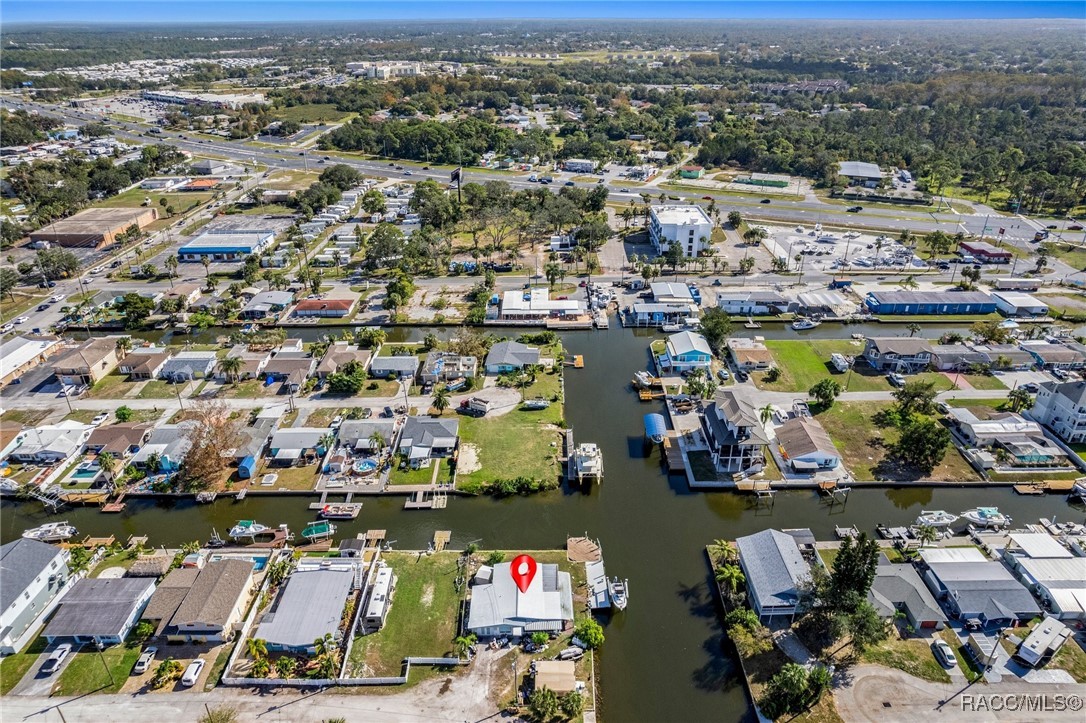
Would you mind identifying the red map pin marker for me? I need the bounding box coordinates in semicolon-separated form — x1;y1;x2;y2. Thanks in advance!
510;554;538;593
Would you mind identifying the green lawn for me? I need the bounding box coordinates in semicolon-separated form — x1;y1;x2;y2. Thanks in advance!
0;291;49;324
758;339;868;392
136;380;179;399
274;104;353;123
456;411;562;490
0;634;46;695
815;402;980;482
861;636;951;684
388;457;447;486
84;373;132;400
356;378;407;398
0;408;51;426
93;187;216;213
347;551;463;677
54;640;142;695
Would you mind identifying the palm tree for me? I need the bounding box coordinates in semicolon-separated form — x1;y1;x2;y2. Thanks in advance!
246;638;268;661
715;563;745;593
453;634;477;659
432;387;451;415
1007;386;1033;412
315;652;339;680
319;433;336;454
164;255;179;288
274;656;297;679
331;249;343;277
708;539;737;565
252;658;271;678
906;323;921;337
368;431;386;454
97;451;118;488
201;256;212;284
218;356;243;384
916;524;939;548
313;633;335;659
115;336;133;359
759;404;774;426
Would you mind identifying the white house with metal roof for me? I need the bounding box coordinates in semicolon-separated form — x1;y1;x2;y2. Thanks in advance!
256;561;359;654
466;561;574;637
735;529;811;619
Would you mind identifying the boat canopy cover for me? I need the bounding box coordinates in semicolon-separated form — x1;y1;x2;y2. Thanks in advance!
644;414;666;439
238;456;256;479
790;459;819;471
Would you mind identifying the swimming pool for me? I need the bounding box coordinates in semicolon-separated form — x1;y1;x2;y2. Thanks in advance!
210;553;269;571
71;463;100;479
352;458;379;475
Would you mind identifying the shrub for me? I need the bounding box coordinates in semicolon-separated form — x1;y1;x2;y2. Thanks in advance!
727;623;773;658
573;618;605;649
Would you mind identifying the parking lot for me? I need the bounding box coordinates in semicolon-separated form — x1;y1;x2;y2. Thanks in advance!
761;224;930;274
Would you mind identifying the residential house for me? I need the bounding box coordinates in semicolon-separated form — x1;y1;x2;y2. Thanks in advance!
920;548;1040;625
142;559;255;642
973;344;1035;371
263;350;317;393
43;577;155;646
726;337;774;372
362;564;396;630
118;348;173;380
863;290;995;316
256;562;358;654
1003;534;1086;621
336;420;396;453
947;408;1067;469
268;427;332;466
929;344;990;372
862;338;933;373
420;351;477;384
1019;341;1086;370
0;335;63;386
163;282;203;308
130;422;195;472
735;529;812;619
369;355;420;380
218;345;271;381
0;539;70;654
158;351;217;382
51;336;126;386
660;331;713;373
239;290;295;320
868;559;946;630
484;341;540;374
628;303;695;328
775;416;840;472
398;417;459;467
1031;381;1086;444
715;291;791;316
84;423;152;459
292;296;357;318
466;561;573;637
315;342;371;380
650;282;695;305
5;422;92;464
701;387;770;473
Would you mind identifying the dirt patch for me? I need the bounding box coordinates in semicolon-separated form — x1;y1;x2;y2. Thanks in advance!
96;566;127;579
438;677;452;695
457;443;482;475
420;583;434;608
1038;294;1086;311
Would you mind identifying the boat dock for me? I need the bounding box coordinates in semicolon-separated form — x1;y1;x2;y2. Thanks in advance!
433;530;451;551
404;489;447;510
365;529;386;547
662;436;685;472
566;355;585;368
586;559;611;610
235;489;247;500
78;535;115;548
244;529;291;548
101;499;126;513
638;389;665;401
566;535;603;562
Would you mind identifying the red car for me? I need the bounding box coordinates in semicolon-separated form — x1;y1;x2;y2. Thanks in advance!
702;195;713;200
556;295;568;300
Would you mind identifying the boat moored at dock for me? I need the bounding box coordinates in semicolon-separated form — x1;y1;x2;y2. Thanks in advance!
228;519;271;540
961;507;1010;528
22;521;77;542
320;503;362;519
916;510;959;528
301;520;336;542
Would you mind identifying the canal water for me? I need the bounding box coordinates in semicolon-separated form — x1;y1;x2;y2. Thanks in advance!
5;321;1082;722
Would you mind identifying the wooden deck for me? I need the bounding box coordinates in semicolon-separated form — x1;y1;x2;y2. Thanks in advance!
365;529;386;545
433;531;451;552
662;437;685;471
567;536;603;563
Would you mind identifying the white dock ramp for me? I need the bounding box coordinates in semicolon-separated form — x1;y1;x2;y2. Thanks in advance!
586;560;611;610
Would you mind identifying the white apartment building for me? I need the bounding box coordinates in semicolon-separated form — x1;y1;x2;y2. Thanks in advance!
649;205;714;258
1;539;71;654
347;62;421;79
1030;380;1086;444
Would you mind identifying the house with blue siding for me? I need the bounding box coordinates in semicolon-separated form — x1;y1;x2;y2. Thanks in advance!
660;331;713;373
864;290;995;316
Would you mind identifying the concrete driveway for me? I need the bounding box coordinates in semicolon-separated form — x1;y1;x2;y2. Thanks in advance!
834;664;1086;722
9;641;73;696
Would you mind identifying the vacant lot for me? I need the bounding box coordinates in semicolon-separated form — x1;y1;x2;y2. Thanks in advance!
815;402;979;481
274;103;353;123
456;412;562;490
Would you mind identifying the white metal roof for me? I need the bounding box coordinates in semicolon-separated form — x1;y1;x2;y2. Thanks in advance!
1010;533;1073;560
920;547;987;564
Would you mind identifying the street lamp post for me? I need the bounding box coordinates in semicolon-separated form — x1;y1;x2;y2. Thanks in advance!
95;641;115;687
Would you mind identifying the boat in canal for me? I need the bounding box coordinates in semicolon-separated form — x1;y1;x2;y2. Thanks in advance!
22;521;77;542
960;507;1010;528
632;370;655;388
301;520;336;542
228;519;271;540
609;577;630;611
320;503;362;519
791;317;821;331
915;510;959;528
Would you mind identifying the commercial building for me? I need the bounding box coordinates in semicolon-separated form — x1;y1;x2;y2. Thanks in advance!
347;61;421;79
44;577;155;646
959;240;1012;264
562;158;596;173
466;561;574;637
736;529;811;619
649;205;714;258
256;563;358;654
142;559;255;642
0;539;71;655
1030;381;1086;444
863;290;995;315
992;292;1049;318
0;335;63;386
498;289;584;322
837;161;882;187
141;89;267;109
177;231;274;262
715;291;790;315
28;207;157;249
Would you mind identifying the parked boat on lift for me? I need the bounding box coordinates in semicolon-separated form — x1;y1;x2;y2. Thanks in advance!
632;370;654;389
301;520;336;542
644;413;666;444
661;323;683;333
916;510;959;528
320;503;361;520
22;521;77;542
791;317;821;331
228;519;271;540
960;507;1010;528
608;578;629;611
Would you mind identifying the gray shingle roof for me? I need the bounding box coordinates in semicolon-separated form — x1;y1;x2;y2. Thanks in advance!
869;562;944;624
736;529;811;609
486;341;541;368
168;559;254;629
0;539;64;611
44;577;154;638
400;417;459;450
928;561;1041;620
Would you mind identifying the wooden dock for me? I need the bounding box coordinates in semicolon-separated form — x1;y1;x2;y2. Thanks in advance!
101;501;126;513
569;355;585;368
1014;483;1046;495
80;535;115;548
638;390;665;401
563;429;575;480
405;490;433;509
245;530;290;549
433;531;451;552
662;437;685;472
566;536;603;563
365;530;386;546
126;535;148;549
297;539;333;553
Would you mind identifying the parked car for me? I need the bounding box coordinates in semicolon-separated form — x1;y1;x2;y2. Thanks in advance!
133;647;158;675
932;640;957;668
760;198;771;204
181;658;205;687
847;206;864;213
41;644;72;675
91;412;109;426
362;407;373;419
1019;382;1040;393
735;370;749;382
702;195;713;201
886;373;907;387
1052;369;1069;380
716;368;730;381
382;406;394;418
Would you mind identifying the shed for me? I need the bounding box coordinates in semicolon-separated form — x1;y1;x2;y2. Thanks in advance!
238;456;257;479
534;660;577;694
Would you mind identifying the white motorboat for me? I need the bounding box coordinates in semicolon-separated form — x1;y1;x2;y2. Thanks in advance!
791;318;821;331
320;503;362;519
228;519;271;540
961;507;1010;528
522;398;552;410
916;510;959;528
22;521;77;542
632;370;655;389
661;324;684;333
608;577;629;611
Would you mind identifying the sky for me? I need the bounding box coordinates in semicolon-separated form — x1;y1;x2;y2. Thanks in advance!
4;1;1084;24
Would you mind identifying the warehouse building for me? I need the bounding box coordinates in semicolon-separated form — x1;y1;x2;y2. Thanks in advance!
992;292;1049;318
177;232;275;262
28;207;157;249
837;161;882;187
863;290;995;315
141;89;267;109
